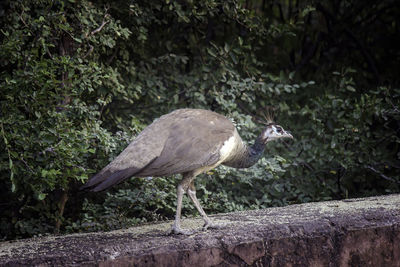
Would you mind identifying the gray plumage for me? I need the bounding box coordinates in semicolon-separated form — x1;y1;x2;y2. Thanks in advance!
81;108;293;234
82;109;234;190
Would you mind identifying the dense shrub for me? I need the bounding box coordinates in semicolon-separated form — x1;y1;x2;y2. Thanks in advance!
0;0;399;240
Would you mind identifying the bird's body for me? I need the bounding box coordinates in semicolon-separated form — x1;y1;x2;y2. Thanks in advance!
82;108;292;234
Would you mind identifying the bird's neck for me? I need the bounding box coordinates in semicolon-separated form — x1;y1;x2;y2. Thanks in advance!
223;135;266;169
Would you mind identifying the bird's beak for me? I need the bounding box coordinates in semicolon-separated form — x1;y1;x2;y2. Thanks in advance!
284;131;293;139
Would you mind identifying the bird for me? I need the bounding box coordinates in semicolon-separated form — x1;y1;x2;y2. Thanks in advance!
81;108;293;235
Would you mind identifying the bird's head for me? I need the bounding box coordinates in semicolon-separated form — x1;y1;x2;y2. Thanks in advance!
260;123;293;144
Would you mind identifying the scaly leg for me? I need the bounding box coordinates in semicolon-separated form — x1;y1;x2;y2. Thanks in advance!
169;174;195;235
187;181;225;231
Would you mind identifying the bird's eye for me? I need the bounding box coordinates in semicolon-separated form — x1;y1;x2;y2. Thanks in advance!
277;128;282;133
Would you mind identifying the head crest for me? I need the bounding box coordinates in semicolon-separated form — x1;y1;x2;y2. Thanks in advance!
251;107;275;125
263;107;275;124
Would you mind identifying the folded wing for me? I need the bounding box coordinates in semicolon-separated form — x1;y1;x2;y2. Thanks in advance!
81;109;235;191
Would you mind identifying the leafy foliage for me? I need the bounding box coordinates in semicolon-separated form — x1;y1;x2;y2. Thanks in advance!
0;0;399;240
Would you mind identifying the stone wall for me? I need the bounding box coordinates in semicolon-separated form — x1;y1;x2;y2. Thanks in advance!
0;194;399;266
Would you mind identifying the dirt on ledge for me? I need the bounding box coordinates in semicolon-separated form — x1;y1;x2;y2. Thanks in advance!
0;194;399;266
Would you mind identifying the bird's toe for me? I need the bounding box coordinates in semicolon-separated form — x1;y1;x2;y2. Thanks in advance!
168;225;196;235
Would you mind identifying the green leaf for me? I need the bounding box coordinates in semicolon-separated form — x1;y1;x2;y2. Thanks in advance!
224;43;229;53
207;48;216;57
38;193;47;200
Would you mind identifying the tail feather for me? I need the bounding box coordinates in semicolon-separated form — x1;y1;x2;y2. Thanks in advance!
80;157;158;191
79;169;111;190
92;167;139;191
80;167;137;192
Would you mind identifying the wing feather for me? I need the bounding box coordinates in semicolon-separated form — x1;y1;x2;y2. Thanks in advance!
138;111;235;176
81;109;235;191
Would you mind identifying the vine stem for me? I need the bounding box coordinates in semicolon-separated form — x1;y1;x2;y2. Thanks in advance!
1;122;16;192
55;190;69;234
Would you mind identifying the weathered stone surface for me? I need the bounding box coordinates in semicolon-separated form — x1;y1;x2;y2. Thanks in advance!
0;194;399;266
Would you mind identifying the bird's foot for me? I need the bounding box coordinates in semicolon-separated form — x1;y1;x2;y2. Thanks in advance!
168;225;196;235
202;220;226;231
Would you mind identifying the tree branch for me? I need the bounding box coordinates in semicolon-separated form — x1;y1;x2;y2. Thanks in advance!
366;165;400;184
90;14;110;36
83;44;94;59
83;10;110;58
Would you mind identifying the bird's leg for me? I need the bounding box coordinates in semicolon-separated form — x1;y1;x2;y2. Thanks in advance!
169;175;195;235
187;181;224;231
